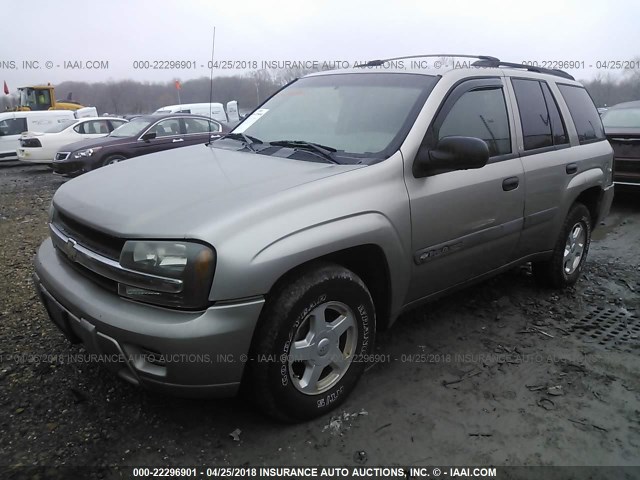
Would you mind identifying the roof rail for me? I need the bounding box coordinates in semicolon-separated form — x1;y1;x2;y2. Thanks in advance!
354;54;500;68
471;59;575;80
354;55;575;81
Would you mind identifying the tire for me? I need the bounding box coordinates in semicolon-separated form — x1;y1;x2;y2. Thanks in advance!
532;203;592;288
102;154;126;167
248;262;375;422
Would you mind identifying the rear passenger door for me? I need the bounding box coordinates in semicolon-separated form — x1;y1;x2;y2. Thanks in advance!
404;78;525;302
507;78;588;257
181;117;222;146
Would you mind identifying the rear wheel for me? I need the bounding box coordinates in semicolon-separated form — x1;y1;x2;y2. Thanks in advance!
248;263;375;422
532;203;592;288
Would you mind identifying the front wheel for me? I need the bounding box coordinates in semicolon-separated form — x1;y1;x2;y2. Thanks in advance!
248;263;376;422
102;154;126;167
532;202;592;288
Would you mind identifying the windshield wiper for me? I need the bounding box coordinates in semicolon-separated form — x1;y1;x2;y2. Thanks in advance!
215;132;263;152
269;140;339;164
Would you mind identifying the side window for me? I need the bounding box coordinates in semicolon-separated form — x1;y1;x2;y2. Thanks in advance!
108;120;127;131
557;84;605;144
512;79;553;150
437;87;511;157
80;120;110;134
183;118;210;134
93;120;110;134
150;119;182;137
541;82;568;145
0;118;28;136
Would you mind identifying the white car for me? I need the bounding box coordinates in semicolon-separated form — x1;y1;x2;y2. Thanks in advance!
17;116;127;164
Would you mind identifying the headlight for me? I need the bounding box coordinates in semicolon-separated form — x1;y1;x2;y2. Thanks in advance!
118;240;216;309
73;147;102;158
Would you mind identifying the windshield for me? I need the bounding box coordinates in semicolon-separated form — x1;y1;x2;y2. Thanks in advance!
109;118;150;137
602;107;640;128
231;73;438;160
44;119;77;133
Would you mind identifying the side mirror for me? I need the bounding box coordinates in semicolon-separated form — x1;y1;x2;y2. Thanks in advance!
141;132;156;142
413;136;489;178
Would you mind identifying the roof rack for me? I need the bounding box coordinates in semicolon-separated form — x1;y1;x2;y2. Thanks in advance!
354;54;575;81
471;59;575;80
354;54;499;68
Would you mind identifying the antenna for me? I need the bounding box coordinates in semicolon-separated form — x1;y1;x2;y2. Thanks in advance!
207;27;216;145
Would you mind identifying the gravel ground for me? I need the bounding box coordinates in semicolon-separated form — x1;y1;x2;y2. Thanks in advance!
0;163;639;479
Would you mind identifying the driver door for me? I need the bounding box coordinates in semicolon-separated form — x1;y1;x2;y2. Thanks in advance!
135;118;184;156
404;78;525;302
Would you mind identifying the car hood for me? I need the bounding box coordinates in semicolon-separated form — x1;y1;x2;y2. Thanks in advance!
59;135;134;152
53;144;365;239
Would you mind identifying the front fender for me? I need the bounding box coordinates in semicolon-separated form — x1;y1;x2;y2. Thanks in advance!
210;212;410;316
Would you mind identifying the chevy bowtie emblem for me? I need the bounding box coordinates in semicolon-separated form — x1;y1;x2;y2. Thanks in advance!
65;238;78;261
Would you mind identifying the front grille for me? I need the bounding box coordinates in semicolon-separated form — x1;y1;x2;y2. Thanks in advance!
55;152;70;161
58;251;118;293
20;138;42;148
52;210;125;260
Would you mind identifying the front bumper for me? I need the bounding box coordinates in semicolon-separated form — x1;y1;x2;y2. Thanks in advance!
51;160;85;176
34;238;264;398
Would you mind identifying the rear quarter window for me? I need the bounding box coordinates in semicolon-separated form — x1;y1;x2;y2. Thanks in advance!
557;84;605;144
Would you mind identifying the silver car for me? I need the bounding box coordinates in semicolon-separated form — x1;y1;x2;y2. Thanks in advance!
34;56;614;421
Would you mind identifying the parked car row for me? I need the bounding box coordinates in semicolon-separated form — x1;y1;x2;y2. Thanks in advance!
52;114;225;176
18;116;128;164
1;109;228;176
0;108;97;161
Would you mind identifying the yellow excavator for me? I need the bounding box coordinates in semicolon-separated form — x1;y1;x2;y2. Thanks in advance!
15;84;85;111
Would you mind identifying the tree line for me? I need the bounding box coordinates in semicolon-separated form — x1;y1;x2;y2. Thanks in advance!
1;68;639;114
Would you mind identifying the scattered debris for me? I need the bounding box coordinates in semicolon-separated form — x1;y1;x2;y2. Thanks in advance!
353;450;367;464
518;326;554;338
526;384;546;392
374;423;392;433
322;410;368;435
537;398;555;410
547;385;564;396
568;418;587;426
442;370;482;387
229;428;242;442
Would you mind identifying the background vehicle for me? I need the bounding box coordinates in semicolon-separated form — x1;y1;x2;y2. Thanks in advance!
153;103;229;123
13;84;90;112
601;100;640;187
17;117;128;164
35;57;613;422
0;110;77;161
52;114;224;175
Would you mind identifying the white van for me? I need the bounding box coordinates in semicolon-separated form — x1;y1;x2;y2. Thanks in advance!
153;103;229;123
0;109;97;162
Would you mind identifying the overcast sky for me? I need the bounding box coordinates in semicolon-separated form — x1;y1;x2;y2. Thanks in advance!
1;0;638;90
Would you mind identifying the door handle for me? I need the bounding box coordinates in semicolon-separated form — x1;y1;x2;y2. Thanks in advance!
172;138;184;143
566;163;578;174
502;176;519;191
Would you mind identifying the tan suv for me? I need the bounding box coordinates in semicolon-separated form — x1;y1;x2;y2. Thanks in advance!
34;55;614;421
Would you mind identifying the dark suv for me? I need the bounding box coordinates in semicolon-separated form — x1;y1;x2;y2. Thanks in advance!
52;114;224;176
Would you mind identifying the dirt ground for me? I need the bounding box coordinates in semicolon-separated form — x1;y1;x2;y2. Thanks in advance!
0;163;639;478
